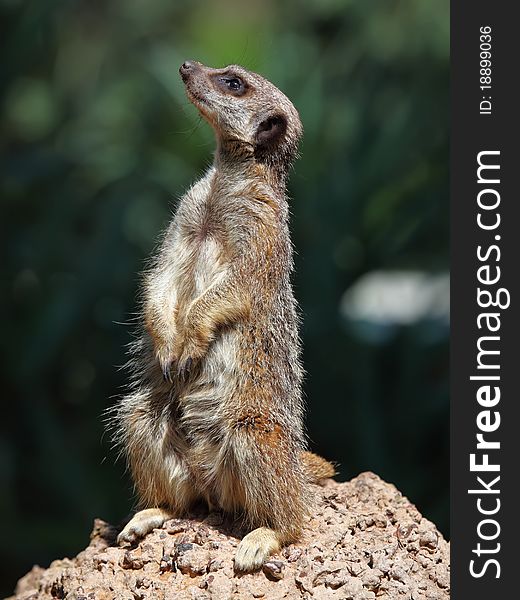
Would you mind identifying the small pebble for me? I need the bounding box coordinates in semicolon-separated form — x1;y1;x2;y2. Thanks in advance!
263;560;285;580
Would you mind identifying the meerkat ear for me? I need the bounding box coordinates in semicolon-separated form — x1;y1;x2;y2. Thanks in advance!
255;114;287;150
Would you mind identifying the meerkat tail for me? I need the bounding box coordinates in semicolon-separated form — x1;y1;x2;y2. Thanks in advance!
301;451;336;483
117;507;173;545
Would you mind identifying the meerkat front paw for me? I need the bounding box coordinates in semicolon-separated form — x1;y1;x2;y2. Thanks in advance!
117;508;172;545
146;326;177;382
156;345;176;382
234;527;281;572
174;334;209;381
155;335;206;382
144;313;178;382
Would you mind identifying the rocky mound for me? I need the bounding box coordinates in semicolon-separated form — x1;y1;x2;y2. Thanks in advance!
10;472;450;599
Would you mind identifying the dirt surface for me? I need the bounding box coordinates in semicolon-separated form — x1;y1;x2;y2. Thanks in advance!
10;472;450;600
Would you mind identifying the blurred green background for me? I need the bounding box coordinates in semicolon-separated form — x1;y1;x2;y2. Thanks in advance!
0;0;449;594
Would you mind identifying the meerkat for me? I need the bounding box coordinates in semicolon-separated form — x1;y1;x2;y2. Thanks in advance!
111;60;335;572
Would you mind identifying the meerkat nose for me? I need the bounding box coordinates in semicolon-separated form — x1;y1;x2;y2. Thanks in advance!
179;60;196;81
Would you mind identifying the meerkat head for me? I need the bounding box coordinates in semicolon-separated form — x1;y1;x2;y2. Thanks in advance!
179;60;303;171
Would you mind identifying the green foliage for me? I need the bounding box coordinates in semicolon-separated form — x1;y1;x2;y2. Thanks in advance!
0;0;448;593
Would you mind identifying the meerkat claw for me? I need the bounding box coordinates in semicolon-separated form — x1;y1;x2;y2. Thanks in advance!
177;356;193;382
117;508;170;546
234;527;281;572
157;353;175;383
161;361;173;383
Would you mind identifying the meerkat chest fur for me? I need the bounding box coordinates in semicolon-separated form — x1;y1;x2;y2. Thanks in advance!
162;166;288;332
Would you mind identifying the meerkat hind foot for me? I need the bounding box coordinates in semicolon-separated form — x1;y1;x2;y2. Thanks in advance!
117;507;172;545
234;527;281;572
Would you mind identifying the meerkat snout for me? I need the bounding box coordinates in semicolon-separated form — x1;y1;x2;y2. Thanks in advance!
179;60;196;80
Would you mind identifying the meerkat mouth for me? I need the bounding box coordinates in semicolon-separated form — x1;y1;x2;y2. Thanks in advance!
185;87;207;107
185;88;214;127
179;61;214;122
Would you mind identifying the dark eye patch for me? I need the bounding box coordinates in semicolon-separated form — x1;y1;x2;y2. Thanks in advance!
212;73;248;96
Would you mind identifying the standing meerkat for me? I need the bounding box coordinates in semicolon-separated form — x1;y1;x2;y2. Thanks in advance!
112;60;334;571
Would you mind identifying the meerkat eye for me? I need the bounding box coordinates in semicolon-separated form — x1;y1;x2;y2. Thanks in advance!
216;75;245;94
227;78;242;90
